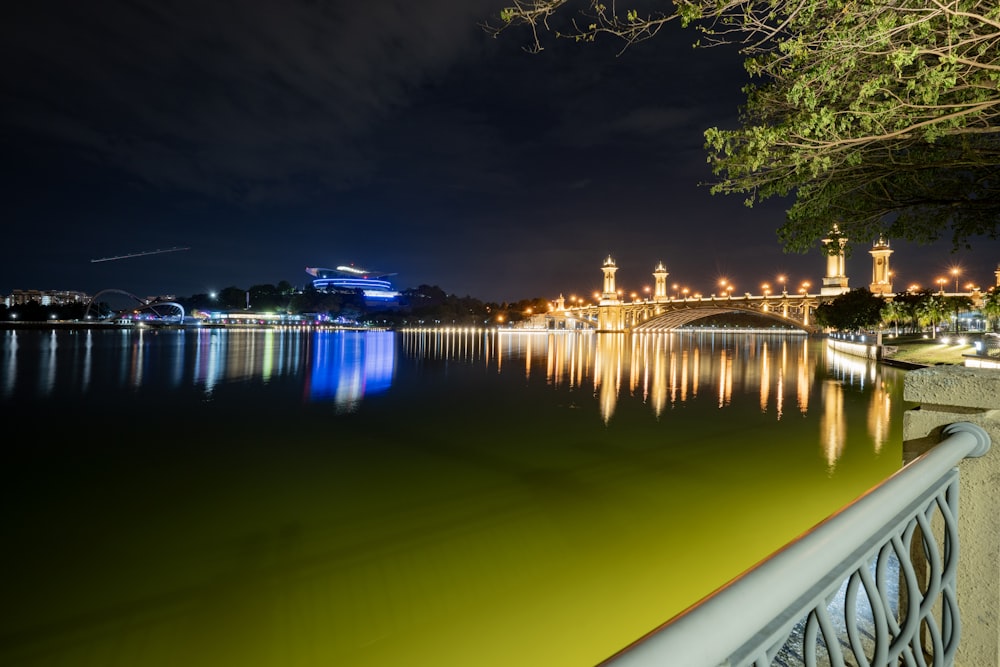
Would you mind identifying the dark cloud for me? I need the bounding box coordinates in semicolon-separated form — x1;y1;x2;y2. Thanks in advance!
3;0;504;199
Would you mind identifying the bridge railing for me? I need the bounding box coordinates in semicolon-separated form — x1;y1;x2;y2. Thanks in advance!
601;422;991;667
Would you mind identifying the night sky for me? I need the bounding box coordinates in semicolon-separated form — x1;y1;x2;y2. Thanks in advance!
4;0;1000;304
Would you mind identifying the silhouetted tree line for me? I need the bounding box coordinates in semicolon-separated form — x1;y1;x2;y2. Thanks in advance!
814;288;992;334
177;282;550;327
1;282;552;328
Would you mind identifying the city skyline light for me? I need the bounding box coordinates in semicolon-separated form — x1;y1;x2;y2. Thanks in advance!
4;1;1000;304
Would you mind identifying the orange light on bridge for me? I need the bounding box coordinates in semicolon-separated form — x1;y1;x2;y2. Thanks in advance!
936;278;946;293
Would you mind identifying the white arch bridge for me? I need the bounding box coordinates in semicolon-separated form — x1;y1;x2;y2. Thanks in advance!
84;289;186;323
539;292;827;333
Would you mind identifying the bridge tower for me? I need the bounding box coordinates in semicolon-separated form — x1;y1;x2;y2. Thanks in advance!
652;261;669;302
598;255;625;331
821;226;850;296
869;237;894;295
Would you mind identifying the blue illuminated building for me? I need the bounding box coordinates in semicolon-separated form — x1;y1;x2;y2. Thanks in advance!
305;265;400;305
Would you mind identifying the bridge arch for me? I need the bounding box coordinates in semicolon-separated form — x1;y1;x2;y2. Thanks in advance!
632;305;816;333
85;289;186;323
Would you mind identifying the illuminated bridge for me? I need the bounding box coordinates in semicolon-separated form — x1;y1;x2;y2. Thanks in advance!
534;235;993;333
545;287;823;333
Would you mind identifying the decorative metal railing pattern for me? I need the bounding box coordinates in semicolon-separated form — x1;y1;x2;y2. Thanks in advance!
602;422;991;667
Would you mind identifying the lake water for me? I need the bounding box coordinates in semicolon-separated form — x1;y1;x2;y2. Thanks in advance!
0;326;906;667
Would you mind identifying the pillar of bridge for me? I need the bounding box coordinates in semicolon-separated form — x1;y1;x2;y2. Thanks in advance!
821;225;850;296
869;237;894;295
995;264;1000;287
598;255;625;331
653;261;669;302
601;255;619;300
555;294;566;312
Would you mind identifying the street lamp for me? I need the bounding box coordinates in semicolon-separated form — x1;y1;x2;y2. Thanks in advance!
951;267;961;293
936;278;946;294
777;275;787;294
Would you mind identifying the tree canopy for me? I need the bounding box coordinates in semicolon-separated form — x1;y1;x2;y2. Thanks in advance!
487;1;1000;253
814;288;887;332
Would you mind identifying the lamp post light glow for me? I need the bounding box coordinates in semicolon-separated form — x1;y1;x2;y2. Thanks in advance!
951;267;961;293
777;275;787;294
937;278;946;294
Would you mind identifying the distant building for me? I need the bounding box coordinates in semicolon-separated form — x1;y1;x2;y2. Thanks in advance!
4;289;92;307
305;265;400;305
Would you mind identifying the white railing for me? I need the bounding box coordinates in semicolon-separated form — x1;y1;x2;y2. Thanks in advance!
602;422;991;667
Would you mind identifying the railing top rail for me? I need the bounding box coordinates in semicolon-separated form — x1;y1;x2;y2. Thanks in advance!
602;422;991;666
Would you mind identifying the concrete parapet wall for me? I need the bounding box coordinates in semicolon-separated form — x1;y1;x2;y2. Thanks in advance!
827;337;881;360
903;367;1000;667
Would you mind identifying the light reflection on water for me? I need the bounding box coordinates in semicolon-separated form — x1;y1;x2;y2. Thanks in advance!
0;327;905;667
